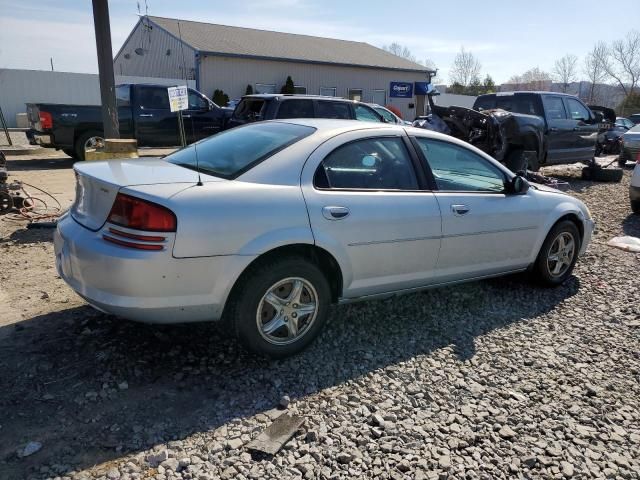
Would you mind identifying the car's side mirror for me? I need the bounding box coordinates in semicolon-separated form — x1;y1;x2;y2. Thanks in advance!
508;174;529;195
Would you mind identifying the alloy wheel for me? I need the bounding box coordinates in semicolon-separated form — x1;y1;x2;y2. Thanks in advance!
547;232;576;277
256;277;319;345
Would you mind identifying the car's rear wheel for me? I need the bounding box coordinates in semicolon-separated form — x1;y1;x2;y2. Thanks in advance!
532;220;581;286
228;256;330;358
74;131;104;161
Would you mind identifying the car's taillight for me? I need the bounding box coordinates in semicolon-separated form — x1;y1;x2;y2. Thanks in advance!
636;152;640;164
39;111;52;130
107;193;176;232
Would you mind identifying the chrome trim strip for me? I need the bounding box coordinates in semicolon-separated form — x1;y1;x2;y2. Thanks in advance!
347;226;537;247
337;267;528;304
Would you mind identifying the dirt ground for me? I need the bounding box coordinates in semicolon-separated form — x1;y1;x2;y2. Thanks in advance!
0;151;638;480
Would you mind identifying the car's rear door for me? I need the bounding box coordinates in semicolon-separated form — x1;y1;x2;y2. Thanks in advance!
541;95;573;164
301;129;442;298
413;136;541;282
562;96;598;162
133;85;179;147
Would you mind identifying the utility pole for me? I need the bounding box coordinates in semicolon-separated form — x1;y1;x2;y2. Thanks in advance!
92;0;119;139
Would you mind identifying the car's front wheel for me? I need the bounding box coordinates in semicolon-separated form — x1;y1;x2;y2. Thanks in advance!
228;256;331;358
532;220;581;286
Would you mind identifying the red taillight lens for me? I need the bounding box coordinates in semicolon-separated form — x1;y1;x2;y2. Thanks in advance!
636;152;640;164
39;111;53;129
107;193;176;232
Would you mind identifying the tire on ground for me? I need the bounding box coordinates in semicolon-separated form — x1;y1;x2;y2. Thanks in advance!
74;130;104;161
227;255;331;358
631;200;640;215
581;166;623;182
532;220;581;287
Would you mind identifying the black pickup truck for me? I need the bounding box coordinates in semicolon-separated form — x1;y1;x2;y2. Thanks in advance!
27;84;231;160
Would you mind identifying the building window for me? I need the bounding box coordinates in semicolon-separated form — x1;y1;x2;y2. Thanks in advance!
348;88;363;102
372;89;386;106
293;85;307;94
320;86;337;97
255;83;277;94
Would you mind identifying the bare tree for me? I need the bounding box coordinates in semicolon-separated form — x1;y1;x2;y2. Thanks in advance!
504;67;552;91
583;42;608;103
603;30;640;98
449;47;481;87
553;54;578;92
382;43;417;63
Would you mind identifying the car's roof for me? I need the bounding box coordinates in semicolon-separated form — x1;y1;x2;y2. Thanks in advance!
480;91;577;97
242;94;349;102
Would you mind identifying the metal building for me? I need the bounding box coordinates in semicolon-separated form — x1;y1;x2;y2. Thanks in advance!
114;16;434;120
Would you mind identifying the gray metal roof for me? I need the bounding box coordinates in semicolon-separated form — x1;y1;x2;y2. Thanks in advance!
147;16;429;73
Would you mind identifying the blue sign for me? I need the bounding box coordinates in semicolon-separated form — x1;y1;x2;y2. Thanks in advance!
414;82;431;95
389;82;413;98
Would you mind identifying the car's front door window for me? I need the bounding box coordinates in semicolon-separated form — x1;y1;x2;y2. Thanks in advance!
315;137;418;190
354;104;383;123
415;138;505;192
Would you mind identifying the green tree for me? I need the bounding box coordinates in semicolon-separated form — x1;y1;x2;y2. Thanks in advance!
449;82;465;94
482;75;496;94
212;89;229;106
245;84;254;95
466;76;483;96
280;76;295;94
617;92;640;117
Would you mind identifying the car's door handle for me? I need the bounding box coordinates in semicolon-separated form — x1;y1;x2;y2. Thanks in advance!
451;204;470;216
322;206;350;220
573;127;580;131
139;113;154;117
182;114;192;118
549;127;558;132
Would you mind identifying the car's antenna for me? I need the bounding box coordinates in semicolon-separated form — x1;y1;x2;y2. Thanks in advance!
177;20;202;186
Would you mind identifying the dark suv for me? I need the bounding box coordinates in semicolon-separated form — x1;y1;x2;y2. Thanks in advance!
227;94;384;128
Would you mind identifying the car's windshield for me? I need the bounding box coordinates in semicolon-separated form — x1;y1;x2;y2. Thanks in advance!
166;122;315;179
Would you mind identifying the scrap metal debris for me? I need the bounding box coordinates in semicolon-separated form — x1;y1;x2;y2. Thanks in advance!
247;413;304;455
607;236;640;253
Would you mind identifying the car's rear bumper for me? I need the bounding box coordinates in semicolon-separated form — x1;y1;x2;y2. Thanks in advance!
54;213;255;324
27;129;54;147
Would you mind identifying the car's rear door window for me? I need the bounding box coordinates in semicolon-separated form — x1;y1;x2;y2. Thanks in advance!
167;122;315;179
474;95;496;111
354;104;383;122
542;96;567;120
314;137;418;190
415;138;506;192
316;101;352;119
275;99;315;119
232;99;266;121
138;87;170;110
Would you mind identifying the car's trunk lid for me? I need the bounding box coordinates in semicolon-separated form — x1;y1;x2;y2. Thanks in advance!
71;158;222;231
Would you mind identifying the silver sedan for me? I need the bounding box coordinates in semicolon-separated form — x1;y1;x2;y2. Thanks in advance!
55;120;595;357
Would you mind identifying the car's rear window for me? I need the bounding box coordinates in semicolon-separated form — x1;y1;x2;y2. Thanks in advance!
232;98;266;121
166;122;315;179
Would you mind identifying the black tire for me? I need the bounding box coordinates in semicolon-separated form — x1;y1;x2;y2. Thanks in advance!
505;149;527;173
618;157;627;168
0;191;13;214
631;200;640;215
74;130;104;161
581;166;623;182
227;256;331;358
532;220;581;286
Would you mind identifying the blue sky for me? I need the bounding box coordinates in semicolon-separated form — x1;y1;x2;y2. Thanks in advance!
0;0;637;84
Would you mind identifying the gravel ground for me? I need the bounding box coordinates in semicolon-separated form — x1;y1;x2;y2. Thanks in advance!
0;158;639;480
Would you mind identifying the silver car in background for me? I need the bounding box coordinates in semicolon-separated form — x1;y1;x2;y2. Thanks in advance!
55;120;594;357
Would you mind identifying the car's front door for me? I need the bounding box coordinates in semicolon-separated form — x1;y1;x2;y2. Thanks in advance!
541;95;573;164
563;97;598;162
413;137;541;282
183;89;223;143
301;130;442;298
